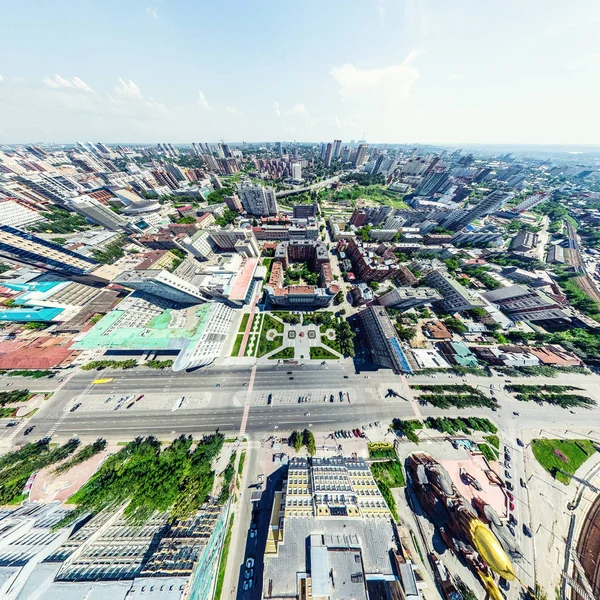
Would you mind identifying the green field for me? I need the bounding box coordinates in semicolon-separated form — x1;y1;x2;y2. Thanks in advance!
237;313;250;334
309;346;339;360
230;335;244;357
256;314;283;357
531;438;597;485
269;347;295;360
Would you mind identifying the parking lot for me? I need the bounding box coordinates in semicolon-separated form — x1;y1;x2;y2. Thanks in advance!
65;392;211;413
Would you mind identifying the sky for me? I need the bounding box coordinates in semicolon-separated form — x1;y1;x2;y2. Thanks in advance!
1;0;600;145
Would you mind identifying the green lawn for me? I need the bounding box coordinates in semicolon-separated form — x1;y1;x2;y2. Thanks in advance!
478;443;499;462
531;438;597;485
230;335;244;357
370;460;405;487
256;314;283;357
262;313;284;334
310;346;339;360
237;313;249;334
321;333;342;354
269;347;295;360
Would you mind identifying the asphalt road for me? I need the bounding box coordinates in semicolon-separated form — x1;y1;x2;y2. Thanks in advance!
10;364;600;445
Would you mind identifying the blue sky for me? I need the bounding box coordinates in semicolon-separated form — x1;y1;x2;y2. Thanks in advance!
1;0;599;144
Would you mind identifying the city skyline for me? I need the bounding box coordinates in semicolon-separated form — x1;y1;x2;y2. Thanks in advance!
2;0;600;145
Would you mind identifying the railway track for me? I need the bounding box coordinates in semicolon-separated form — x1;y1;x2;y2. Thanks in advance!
565;221;600;304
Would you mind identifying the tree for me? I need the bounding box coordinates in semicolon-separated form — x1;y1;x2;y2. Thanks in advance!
444;317;467;334
395;324;415;341
170;248;185;260
289;431;303;452
334;290;344;305
303;429;316;456
368;281;380;291
177;216;196;225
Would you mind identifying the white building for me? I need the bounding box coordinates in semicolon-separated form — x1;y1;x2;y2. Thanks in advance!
68;195;129;231
114;269;207;304
0;198;45;228
177;230;217;260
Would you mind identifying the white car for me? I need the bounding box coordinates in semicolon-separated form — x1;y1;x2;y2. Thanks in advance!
243;580;253;591
246;557;255;569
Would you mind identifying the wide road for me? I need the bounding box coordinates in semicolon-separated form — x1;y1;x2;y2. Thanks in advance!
9;363;600;445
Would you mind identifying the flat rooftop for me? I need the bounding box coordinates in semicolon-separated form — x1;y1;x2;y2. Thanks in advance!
263;517;396;598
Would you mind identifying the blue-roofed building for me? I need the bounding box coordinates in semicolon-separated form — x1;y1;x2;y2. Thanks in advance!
0;306;64;322
437;340;479;367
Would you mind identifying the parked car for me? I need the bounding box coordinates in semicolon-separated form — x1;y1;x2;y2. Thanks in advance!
23;426;34;435
246;557;255;569
244;569;254;580
520;477;527;488
506;481;514;491
523;524;532;537
507;524;516;537
243;580;253;591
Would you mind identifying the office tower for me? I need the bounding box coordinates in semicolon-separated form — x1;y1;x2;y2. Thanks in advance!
238;182;278;216
0;225;98;275
354;143;368;167
324;143;333;168
276;142;283;157
415;172;450;196
68;195;129;231
340;146;351;163
223;194;243;213
291;162;302;180
442;190;511;230
114;270;206;304
332;139;342;159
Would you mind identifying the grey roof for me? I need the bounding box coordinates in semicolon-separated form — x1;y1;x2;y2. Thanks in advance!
482;284;529;302
263;516;396;597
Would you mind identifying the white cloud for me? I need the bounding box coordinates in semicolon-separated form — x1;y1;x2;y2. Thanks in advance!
0;75;4;83
146;6;159;20
114;78;142;98
330;54;419;101
273;100;281;118
225;105;243;117
197;91;211;110
290;102;306;113
43;74;94;92
72;76;93;92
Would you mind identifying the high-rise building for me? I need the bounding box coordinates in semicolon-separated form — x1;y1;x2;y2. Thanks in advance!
0;225;98;276
151;169;179;190
340;146;351;162
114;269;206;304
441;190;511;230
332;139;342;159
324;143;333;168
238;182;278;216
291;162;302;180
203;153;219;172
423;269;485;312
357;306;414;373
354;143;368;167
223;194;243;213
415;172;450;196
68;195;129;231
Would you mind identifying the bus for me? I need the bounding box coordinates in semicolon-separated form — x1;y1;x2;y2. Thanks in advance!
92;378;114;384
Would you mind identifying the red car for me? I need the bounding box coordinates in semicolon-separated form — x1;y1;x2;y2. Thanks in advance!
509;501;515;511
